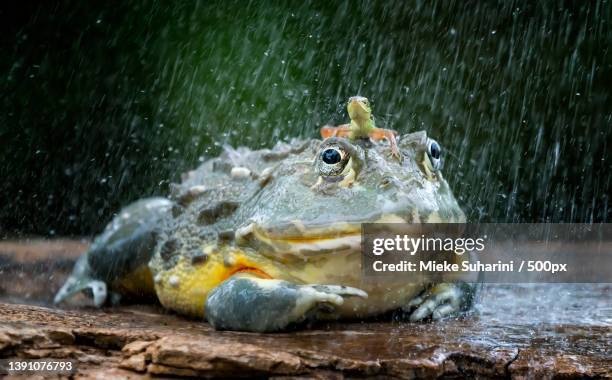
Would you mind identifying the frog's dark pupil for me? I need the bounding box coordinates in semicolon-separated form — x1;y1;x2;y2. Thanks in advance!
322;149;341;164
430;142;441;159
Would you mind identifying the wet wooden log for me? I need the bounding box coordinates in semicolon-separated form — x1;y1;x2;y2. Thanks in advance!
0;240;610;379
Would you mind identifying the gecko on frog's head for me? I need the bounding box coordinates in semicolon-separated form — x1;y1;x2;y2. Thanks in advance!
347;96;373;126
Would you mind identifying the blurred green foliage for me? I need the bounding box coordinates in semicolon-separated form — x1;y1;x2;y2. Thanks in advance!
1;1;610;236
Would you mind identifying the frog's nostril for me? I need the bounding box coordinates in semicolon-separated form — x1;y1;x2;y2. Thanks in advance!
379;177;397;188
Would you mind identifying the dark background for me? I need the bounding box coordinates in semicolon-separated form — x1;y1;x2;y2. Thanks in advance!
1;1;610;237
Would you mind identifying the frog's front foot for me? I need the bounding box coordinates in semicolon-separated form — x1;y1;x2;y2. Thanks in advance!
54;277;108;307
205;275;368;332
404;283;477;322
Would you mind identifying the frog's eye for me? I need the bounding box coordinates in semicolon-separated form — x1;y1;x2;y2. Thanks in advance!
322;148;342;164
316;145;349;178
426;139;442;171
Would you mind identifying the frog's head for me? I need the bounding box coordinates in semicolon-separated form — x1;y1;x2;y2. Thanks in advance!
235;132;465;260
347;96;372;123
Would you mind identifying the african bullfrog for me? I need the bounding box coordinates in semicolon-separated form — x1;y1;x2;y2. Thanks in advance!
55;131;474;332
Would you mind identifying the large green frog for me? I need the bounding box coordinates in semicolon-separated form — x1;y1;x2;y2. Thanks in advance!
55;131;473;332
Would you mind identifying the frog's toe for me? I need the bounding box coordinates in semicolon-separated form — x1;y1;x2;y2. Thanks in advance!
300;285;367;314
406;283;476;322
302;287;344;307
409;293;456;322
310;285;368;300
85;280;108;307
54;278;108;307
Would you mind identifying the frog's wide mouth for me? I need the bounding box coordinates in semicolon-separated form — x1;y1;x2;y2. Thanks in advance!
235;221;362;257
235;214;408;257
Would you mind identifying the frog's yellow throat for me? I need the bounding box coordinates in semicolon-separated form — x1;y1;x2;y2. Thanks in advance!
153;247;276;318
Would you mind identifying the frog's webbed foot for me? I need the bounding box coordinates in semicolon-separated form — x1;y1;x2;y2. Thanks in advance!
205;275;367;332
54;278;108;307
404;282;476;322
53;253;108;307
